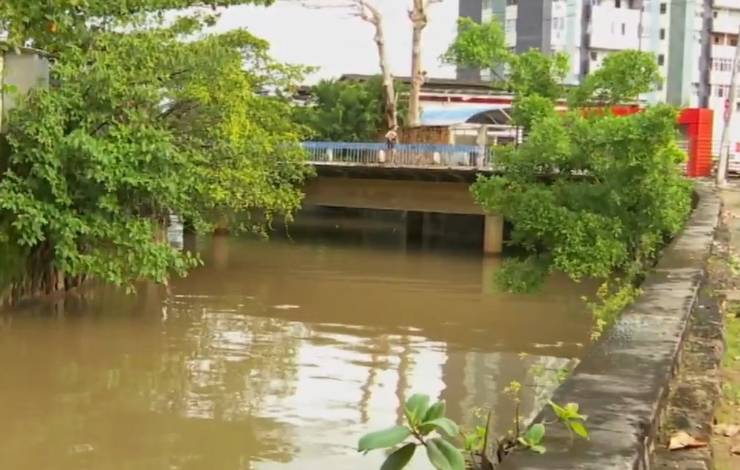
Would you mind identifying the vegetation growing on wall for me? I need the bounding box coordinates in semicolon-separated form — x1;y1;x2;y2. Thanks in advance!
445;20;693;334
0;4;311;295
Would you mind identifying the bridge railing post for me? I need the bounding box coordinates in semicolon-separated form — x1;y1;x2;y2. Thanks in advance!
326;148;334;163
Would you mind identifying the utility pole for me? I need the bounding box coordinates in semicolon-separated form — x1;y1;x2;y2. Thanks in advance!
716;25;740;186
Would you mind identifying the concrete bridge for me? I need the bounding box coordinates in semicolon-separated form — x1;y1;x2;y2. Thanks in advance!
301;142;504;254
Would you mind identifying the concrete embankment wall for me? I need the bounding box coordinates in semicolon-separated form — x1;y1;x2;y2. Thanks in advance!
501;184;721;470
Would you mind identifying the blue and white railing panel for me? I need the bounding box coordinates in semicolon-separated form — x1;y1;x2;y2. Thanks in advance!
303;142;492;169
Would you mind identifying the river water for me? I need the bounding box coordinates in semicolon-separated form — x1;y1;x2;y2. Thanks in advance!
0;211;593;469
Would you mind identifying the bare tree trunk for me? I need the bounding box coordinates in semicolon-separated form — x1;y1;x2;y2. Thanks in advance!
301;1;397;131
408;0;439;127
357;1;397;131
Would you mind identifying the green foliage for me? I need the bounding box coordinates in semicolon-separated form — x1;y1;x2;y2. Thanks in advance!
380;443;417;470
361;389;590;469
472;104;692;293
587;280;641;339
549;401;589;440
296;77;407;142
571;50;663;106
441;18;510;78
493;256;550;294
426;438;466;470
462;421;488;454
508;50;569;100
0;11;311;289
358;394;465;470
517;423;546;454
0;0;274;50
359;426;412;452
510;94;557;129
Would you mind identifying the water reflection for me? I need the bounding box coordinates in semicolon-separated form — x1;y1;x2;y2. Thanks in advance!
0;220;592;469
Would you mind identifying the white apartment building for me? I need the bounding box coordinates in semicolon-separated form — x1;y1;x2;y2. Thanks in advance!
706;0;740;156
458;0;740;157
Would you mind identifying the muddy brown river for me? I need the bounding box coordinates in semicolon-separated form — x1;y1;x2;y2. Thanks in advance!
0;211;593;469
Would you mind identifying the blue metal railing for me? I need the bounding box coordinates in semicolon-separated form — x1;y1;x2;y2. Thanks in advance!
302;141;492;169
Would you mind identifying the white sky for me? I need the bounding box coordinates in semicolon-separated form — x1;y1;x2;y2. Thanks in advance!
215;0;459;83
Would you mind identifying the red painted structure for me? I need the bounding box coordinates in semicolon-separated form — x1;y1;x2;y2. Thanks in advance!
678;108;714;178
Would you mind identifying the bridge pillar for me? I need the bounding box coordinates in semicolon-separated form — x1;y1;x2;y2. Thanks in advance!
483;215;504;255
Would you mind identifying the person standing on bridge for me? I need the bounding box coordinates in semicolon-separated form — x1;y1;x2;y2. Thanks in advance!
385;126;399;152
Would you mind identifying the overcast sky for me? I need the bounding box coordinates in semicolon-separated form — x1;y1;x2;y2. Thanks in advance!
215;0;459;83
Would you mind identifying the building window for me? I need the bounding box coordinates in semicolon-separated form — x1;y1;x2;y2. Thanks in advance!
615;0;621;7
591;51;598;61
621;23;626;35
658;54;665;66
660;3;666;14
714;34;722;45
731;36;739;47
660;28;665;40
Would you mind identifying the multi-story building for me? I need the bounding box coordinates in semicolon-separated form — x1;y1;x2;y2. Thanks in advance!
705;0;740;156
457;0;740;158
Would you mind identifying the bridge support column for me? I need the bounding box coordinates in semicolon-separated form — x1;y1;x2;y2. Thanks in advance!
483;215;503;255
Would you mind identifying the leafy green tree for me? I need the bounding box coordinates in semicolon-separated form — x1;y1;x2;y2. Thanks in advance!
0;7;311;293
441;18;510;81
444;20;686;299
472;105;691;294
0;0;274;50
570;50;663;106
296;77;408;142
508;50;569;100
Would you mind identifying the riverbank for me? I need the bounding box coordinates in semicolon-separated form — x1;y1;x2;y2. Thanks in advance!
500;182;721;470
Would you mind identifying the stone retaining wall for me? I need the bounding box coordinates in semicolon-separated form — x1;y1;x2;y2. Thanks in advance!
500;184;721;470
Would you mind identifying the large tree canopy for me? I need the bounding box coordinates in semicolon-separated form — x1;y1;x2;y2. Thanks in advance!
445;19;688;330
0;5;311;292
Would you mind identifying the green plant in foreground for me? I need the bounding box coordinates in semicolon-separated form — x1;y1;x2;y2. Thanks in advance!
517;423;546;454
548;401;589;440
358;394;465;470
360;388;591;469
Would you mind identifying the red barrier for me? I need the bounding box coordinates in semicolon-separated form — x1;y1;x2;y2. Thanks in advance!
678;108;714;178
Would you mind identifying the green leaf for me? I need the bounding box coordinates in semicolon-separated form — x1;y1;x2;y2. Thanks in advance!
564;403;579;415
358;426;411;452
426;438;465;470
423;400;446;422
530;444;546;454
380;443;416;470
569;421;589;440
548;401;566;419
425;418;460;437
524;423;545;445
404;394;431;426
